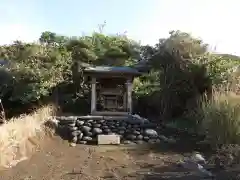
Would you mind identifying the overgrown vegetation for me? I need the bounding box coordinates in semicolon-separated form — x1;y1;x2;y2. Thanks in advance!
0;105;55;169
0;26;240;150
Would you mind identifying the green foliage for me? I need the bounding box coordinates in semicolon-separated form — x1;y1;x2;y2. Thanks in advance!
158;30;208;58
0;43;72;104
0;28;140;108
197;93;240;147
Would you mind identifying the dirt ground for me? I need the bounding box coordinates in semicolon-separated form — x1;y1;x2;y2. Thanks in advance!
0;136;239;180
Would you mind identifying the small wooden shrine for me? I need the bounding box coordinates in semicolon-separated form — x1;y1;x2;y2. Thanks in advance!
83;66;142;115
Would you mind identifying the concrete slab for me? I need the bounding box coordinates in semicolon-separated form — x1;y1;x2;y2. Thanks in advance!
97;134;120;145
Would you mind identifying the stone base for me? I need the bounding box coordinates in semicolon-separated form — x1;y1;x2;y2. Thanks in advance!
97;134;120;145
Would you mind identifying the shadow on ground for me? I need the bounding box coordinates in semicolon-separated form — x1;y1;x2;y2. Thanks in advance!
137;163;207;180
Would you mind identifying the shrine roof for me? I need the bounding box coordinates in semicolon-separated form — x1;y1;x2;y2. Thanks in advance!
83;66;142;76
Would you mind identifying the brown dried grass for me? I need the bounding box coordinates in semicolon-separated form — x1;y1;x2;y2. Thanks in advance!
0;104;56;169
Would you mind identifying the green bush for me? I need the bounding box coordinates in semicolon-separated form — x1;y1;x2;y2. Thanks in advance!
198;92;240;147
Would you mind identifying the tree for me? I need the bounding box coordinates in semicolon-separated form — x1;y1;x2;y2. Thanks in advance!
157;30;208;59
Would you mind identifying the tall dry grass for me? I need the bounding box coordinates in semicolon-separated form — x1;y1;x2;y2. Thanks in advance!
0;105;56;169
199;91;240;148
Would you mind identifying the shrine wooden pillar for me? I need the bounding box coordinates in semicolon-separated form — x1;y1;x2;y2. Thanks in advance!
126;78;133;114
91;77;96;114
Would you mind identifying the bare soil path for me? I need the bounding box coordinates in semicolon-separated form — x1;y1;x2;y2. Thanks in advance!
0;136;238;180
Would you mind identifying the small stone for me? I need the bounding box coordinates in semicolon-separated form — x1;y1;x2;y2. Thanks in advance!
70;142;76;147
148;139;156;144
136;135;143;140
167;137;177;144
71;136;78;143
123;140;133;144
144;129;158;137
112;129;118;133
103;129;111;133
68;126;78;131
87;119;94;123
102;125;109;129
133;130;141;135
127;125;132;129
125;129;132;134
81;126;91;132
120;122;127;127
84;123;92;127
84;131;93;137
82;136;92;141
76;120;85;126
71;130;81;137
126;134;136;141
110;125;115;129
158;135;168;141
133;125;139;128
92;128;103;135
99;119;105;123
93;123;101;128
118;130;125;135
118;126;126;130
143;136;150;141
68;123;76;127
135;140;144;144
78;133;83;140
78;141;87;144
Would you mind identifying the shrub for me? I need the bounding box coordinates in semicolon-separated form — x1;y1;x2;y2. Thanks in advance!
199;91;240;147
0;105;56;169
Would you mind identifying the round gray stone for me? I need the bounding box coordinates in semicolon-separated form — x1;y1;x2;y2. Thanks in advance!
84;123;92;127
126;134;136;141
103;129;111;133
81;126;91;132
135;140;144;144
92;128;103;135
99;119;105;123
123;140;133;144
84;131;93;137
118;126;126;130
118;130;125;135
102;125;109;129
144;129;158;137
112;129;118;133
143;136;150;141
136;134;143;140
133;130;141;135
71;130;81;137
68;126;78;131
78;133;83;140
82;136;92;141
87;119;94;123
93;123;101;128
76;120;85;126
68;123;76;127
78;141;87;144
110;125;115;129
71;136;78;143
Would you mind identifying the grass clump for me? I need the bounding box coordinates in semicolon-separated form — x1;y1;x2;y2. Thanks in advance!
199;92;240;147
0;105;56;169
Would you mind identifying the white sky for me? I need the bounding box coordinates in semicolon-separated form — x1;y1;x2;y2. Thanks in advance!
0;0;239;55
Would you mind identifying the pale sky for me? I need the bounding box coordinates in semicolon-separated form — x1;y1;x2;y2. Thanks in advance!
0;0;239;55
